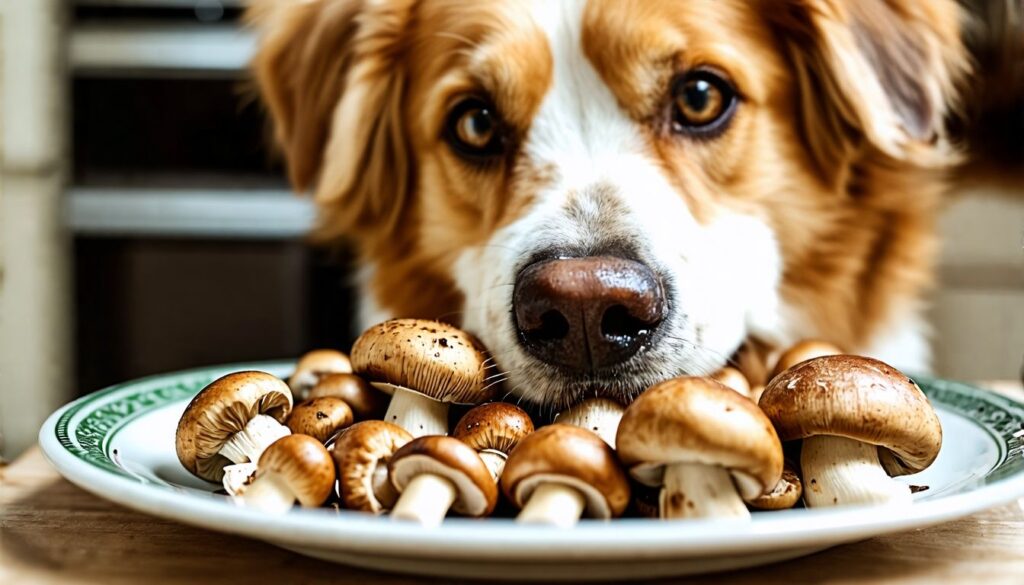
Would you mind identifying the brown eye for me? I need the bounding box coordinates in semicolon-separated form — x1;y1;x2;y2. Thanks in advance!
445;98;504;159
671;72;737;135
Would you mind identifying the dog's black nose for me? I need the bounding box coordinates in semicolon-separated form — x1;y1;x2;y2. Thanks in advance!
513;256;666;372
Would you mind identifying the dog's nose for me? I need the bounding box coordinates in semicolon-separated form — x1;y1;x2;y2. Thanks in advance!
513;256;666;372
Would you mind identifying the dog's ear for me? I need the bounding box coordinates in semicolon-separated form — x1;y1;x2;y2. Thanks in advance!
247;0;414;238
772;0;968;177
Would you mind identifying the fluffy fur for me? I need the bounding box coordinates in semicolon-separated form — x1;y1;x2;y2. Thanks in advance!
249;0;968;407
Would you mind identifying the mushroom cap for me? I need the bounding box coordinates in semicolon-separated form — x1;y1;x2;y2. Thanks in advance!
746;461;803;511
759;355;942;476
256;434;335;507
770;340;842;380
332;420;413;513
501;424;630;519
290;349;353;398
617;377;783;500
711;367;752;398
176;371;293;482
350;319;493;405
286;397;354;444
453;402;534;454
308;373;388;421
388;436;498;517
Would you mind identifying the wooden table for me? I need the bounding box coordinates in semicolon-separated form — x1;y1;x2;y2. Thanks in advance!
4;383;1024;584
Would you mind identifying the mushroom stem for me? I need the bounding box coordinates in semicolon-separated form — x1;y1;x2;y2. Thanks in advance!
218;414;291;465
390;473;457;527
661;462;749;519
478;449;507;481
371;463;400;510
516;483;586;528
222;462;258;496
554;399;624;448
239;473;295;514
801;435;912;507
381;385;449;438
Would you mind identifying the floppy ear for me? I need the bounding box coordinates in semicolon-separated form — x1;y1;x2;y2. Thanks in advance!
247;0;414;239
771;0;968;177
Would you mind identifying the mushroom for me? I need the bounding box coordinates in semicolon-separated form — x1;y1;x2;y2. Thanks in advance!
289;349;353;400
175;371;293;485
236;434;335;513
553;398;625;448
286;397;354;444
746;460;803;511
711;367;753;399
388;436;498;527
308;373;388;421
770;340;842;380
759;355;942;508
222;462;258;496
452;402;534;480
616;377;783;520
501;424;630;528
350;319;493;437
332;420;413;514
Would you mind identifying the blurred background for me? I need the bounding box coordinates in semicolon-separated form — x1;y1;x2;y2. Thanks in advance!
0;0;1021;461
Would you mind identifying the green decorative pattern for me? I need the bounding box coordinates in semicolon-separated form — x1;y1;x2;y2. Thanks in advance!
53;366;1024;490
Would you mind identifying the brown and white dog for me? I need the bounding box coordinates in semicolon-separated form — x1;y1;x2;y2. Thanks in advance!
248;0;968;409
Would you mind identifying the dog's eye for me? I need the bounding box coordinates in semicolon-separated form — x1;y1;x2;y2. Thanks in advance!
445;98;504;159
671;71;737;135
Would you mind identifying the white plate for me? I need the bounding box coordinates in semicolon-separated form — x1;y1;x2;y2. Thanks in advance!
39;361;1024;581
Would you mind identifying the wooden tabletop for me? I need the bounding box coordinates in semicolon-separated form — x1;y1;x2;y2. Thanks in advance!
3;383;1024;584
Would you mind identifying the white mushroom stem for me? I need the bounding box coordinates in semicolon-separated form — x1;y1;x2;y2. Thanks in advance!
554;399;624;448
660;462;749;519
371;463;400;510
516;483;586;528
801;435;912;508
478;449;507;481
222;462;258;496
218;415;291;464
239;473;295;514
390;473;457;527
381;385;448;438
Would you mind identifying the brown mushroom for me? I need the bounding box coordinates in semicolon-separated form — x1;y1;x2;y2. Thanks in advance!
769;340;842;381
332;420;413;514
289;349;353;400
236;434;335;513
351;319;493;437
711;367;753;399
617;377;783;520
452;402;534;480
501;424;630;528
286;397;354;444
746;460;803;511
308;373;388;421
388;436;498;527
175;371;293;485
553;398;625;447
759;354;942;508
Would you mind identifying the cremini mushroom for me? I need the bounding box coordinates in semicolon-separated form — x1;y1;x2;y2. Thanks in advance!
308;373;388;421
553;398;625;448
452;402;534;480
175;371;293;486
286;397;354;444
711;367;753;399
769;340;842;380
617;377;783;520
351;319;493;437
759;355;942;508
289;349;353;400
501;424;630;528
746;460;803;511
332;420;413;514
236;434;335;513
388;436;498;527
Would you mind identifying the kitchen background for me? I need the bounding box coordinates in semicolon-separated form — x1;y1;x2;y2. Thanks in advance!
1;0;1022;460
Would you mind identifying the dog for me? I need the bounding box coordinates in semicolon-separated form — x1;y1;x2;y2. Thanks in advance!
247;0;968;409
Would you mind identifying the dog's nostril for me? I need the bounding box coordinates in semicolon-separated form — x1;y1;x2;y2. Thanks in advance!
524;309;571;343
600;304;657;340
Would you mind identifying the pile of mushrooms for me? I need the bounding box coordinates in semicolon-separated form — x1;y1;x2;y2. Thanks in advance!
174;324;942;524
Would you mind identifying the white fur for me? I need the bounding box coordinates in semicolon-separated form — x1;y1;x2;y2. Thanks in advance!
861;309;932;374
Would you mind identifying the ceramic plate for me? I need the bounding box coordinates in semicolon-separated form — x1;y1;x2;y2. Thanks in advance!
39;361;1024;581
